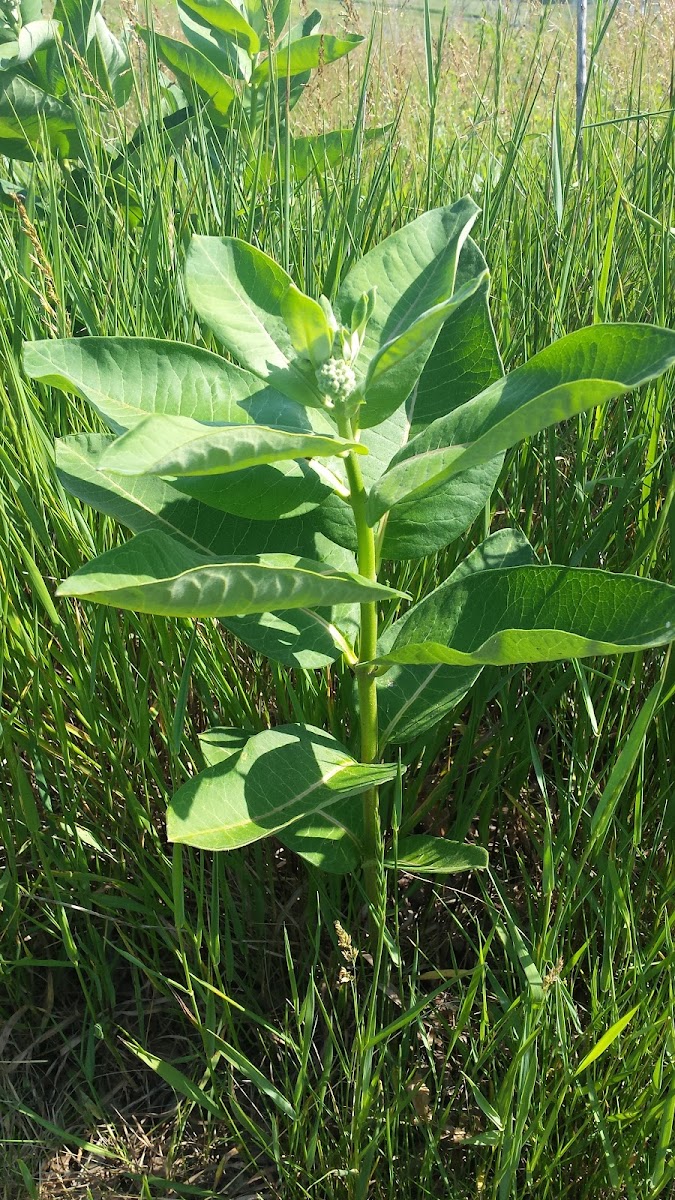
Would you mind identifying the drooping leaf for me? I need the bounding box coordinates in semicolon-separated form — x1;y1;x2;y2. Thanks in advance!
138;29;235;122
167;723;397;850
176;0;260;53
384;835;488;874
122;1036;226;1118
185;236;325;407
278;795;364;874
57;528;405;617
100;413;363;477
362;271;488;427
250;32;363;85
23;337;309;433
373;565;675;670
377;529;535;745
368;324;675;524
334;197;480;427
15;18;60;62
123;1030;295;1119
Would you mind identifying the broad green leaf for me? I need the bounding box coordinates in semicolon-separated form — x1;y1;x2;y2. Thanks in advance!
15;19;59;61
57;528;404;617
21;0;45;24
380;458;503;561
199;726;252;766
250;32;363;85
0;42;18;68
379;243;504;559
178;2;250;81
59;436;354;663
167;723;397;850
281;283;334;369
377;529;535;745
348;246;502;564
290;125;389;183
23;337;308;433
223;603;357;668
56;436;359;665
175;0;260;53
292;7;321;37
372;565;675;670
51;0;97;51
314;407;503;562
363;272;488;427
220;534;359;668
384;835;488;874
55;434;334;556
408;232;502;434
0;76;78;159
170;458;332;522
278;795;364;874
334;197;480;428
25;335;337;526
100;413;362;477
138;29;235;122
185;237;325;407
90;14;132;106
239;0;270;41
368;324;675;524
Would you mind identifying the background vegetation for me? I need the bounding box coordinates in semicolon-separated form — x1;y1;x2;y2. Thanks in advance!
1;0;674;1195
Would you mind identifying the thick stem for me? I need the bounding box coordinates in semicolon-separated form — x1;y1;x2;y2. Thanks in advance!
336;413;384;915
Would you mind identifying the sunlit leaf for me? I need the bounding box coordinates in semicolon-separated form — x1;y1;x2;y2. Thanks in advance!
167;723;397;850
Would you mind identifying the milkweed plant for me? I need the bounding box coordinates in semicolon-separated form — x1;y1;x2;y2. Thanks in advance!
24;197;675;920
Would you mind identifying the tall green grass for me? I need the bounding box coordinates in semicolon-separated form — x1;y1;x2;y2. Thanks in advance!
1;2;674;1196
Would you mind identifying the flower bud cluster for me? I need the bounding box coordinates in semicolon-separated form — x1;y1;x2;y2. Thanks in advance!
315;356;357;407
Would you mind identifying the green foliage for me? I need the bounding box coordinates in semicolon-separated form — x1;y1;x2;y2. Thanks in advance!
4;6;675;1192
0;0;130;160
142;0;363;155
25;197;675;886
167;722;396;852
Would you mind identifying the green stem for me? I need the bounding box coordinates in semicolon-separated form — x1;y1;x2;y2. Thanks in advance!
337;413;383;916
